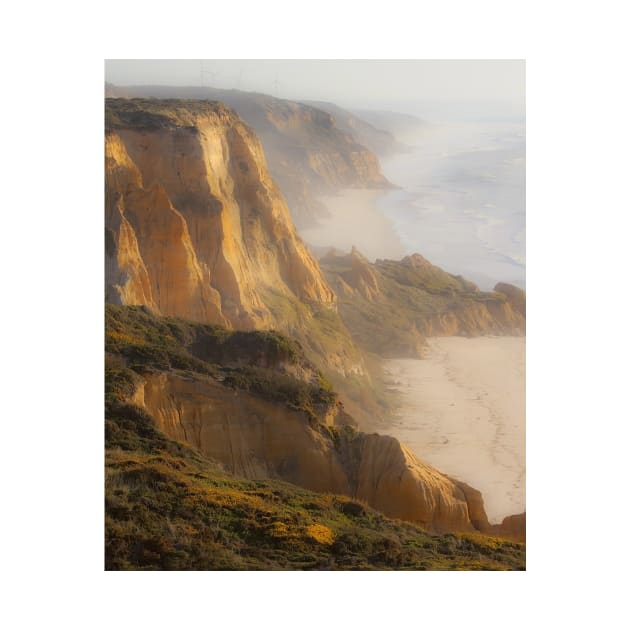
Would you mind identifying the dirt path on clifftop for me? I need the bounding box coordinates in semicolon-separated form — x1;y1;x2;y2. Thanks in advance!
382;337;525;523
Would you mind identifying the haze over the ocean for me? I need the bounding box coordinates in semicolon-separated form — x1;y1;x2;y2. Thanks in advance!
106;60;525;289
105;59;524;116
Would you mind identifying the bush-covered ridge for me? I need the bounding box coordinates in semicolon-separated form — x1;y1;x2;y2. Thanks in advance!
105;97;231;132
105;304;336;417
106;449;525;571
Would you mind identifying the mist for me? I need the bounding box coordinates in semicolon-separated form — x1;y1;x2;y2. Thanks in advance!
299;98;526;290
105;59;524;114
105;60;525;289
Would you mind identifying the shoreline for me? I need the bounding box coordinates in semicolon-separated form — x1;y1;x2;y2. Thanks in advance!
382;336;525;523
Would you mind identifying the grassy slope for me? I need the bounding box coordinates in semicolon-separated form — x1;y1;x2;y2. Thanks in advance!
106;304;336;418
259;287;389;424
105;305;525;570
105;97;229;132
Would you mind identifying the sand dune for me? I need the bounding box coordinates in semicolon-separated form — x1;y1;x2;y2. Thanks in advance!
383;336;525;523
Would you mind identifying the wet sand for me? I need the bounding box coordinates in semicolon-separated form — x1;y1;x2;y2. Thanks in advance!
383;336;525;523
298;189;406;260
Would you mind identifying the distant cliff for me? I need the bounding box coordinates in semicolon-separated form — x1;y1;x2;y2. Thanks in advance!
105;85;392;226
320;248;526;358
302;100;404;156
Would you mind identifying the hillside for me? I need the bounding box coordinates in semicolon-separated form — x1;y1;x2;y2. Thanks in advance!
320;249;526;358
105;304;525;569
106;305;526;537
106;422;525;570
105;85;392;226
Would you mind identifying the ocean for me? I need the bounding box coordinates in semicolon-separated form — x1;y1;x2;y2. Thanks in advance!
377;116;526;291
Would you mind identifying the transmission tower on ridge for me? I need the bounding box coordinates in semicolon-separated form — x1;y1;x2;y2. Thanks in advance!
199;61;216;88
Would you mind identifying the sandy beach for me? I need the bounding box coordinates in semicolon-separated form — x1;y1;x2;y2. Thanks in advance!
298;189;407;261
383;336;525;523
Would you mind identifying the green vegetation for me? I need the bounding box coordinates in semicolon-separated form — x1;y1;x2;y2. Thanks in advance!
377;258;476;295
105;304;335;418
260;288;359;364
106;304;305;368
105;98;227;133
222;367;336;419
106;448;525;570
105;304;525;570
261;288;390;425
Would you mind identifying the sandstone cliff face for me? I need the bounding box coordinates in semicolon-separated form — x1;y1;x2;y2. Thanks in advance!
105;98;337;334
105;85;391;227
417;300;524;338
141;373;350;493
138;371;488;533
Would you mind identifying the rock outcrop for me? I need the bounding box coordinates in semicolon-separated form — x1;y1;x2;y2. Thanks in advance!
320;249;526;358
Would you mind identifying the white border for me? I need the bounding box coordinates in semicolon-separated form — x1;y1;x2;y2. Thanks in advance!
4;1;627;627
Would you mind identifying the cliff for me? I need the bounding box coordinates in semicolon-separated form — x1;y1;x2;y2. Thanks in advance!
139;372;488;533
105;85;392;226
302;100;404;156
105;98;366;380
106;305;518;536
320;249;526;358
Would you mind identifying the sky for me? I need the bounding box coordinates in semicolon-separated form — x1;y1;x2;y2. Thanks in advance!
105;59;525;116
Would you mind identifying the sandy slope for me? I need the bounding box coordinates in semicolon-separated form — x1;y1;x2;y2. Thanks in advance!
383;337;525;523
299;189;406;260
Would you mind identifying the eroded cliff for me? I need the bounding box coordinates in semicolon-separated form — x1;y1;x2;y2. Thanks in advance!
105;99;367;380
106;98;334;324
138;372;487;533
